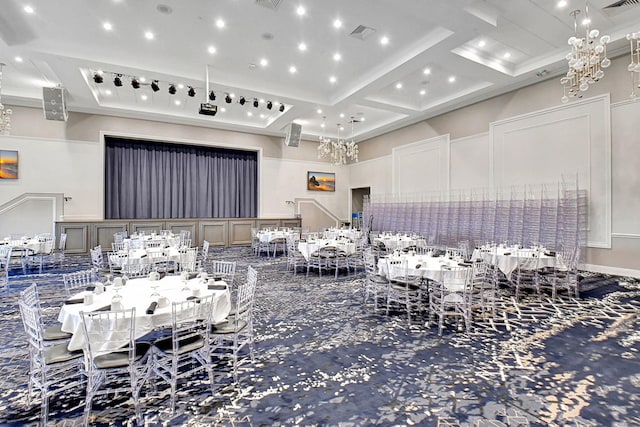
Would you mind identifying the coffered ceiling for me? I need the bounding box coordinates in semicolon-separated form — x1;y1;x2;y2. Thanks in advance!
1;0;639;142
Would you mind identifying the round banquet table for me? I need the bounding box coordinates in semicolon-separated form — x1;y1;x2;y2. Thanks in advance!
58;275;231;352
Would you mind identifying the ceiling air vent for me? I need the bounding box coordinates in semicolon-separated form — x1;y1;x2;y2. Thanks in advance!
350;25;376;40
255;0;284;11
604;0;639;8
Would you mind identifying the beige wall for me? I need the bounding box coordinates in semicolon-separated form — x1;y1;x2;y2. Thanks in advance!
356;54;640;277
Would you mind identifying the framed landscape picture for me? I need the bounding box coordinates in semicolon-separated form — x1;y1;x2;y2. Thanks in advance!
0;150;18;179
307;171;335;192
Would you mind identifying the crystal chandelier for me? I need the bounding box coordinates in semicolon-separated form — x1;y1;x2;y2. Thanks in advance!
627;31;640;98
0;63;12;135
317;116;359;165
560;3;610;103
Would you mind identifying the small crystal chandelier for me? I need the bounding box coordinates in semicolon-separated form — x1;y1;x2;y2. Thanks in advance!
626;31;640;98
0;63;12;135
317;116;359;165
560;3;610;103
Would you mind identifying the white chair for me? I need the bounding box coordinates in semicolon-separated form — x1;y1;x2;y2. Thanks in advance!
18;299;84;425
469;261;497;320
363;248;389;311
20;283;72;341
62;269;98;298
286;239;306;275
90;245;109;277
80;308;152;424
177;246;199;272
54;233;67;266
151;295;216;413
209;266;257;383
513;250;541;301
200;240;210;264
429;267;473;335
26;236;55;273
0;246;11;289
385;258;423;325
209;260;237;284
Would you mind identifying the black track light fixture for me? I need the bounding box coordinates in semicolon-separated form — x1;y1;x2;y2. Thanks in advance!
131;78;140;89
266;101;273;110
279;103;285;112
188;86;196;97
225;93;232;103
253;98;259;108
93;72;104;84
209;90;216;101
239;96;246;105
168;84;177;95
151;80;160;92
113;74;123;87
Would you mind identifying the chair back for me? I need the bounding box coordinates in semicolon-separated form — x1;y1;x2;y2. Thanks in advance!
209;260;236;284
80;308;137;367
177;247;199;272
169;294;215;354
63;269;98;298
58;233;68;252
235;266;257;323
19;283;41;309
201;240;210;262
0;246;11;286
90;246;105;269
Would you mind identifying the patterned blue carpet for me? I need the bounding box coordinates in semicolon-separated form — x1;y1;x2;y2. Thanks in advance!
1;247;639;426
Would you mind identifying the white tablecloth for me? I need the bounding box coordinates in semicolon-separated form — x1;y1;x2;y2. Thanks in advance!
377;254;462;283
257;230;297;243
0;238;54;255
471;246;561;279
108;247;182;268
373;235;426;251
59;275;231;351
322;229;362;241
297;239;356;260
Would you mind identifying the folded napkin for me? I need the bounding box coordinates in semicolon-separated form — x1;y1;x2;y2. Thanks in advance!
186;296;201;303
146;301;158;314
65;298;84;305
85;286;96;292
208;284;227;290
414;264;422;269
502;252;511;256
544;251;556;257
187;272;198;280
94;305;112;312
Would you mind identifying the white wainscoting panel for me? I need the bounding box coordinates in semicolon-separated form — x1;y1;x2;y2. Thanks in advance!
392;135;449;195
450;133;490;190
490;94;611;248
611;99;640;238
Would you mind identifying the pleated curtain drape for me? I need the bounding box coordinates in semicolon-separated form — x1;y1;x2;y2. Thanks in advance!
105;137;257;219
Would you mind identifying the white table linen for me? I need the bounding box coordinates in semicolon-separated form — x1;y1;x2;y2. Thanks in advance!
377;254;462;283
373;234;426;251
322;228;362;241
59;275;231;352
471;246;561;279
297;239;356;261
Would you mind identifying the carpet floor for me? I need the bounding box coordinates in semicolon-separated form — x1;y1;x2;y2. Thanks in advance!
1;247;639;426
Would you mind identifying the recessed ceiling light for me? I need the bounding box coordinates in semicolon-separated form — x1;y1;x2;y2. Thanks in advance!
230;93;236;98
260;114;265;119
259;98;265;103
216;18;225;29
221;107;226;112
208;46;216;54
105;89;112;95
14;56;23;63
340;126;345;131
320;123;325;128
339;113;345;118
139;77;146;83
360;117;366;122
395;82;403;89
329;76;337;83
23;5;34;14
144;31;154;40
260;58;268;67
141;94;148;101
582;18;590;26
448;76;456;83
296;6;306;16
174;100;181;106
333;52;341;61
178;83;185;89
317;109;323;114
503;52;511;59
298;42;307;51
333;19;342;29
103;22;113;31
380;36;389;45
419;89;426;95
289;65;297;74
247;112;253;117
478;40;486;48
557;0;567;8
423;68;431;75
